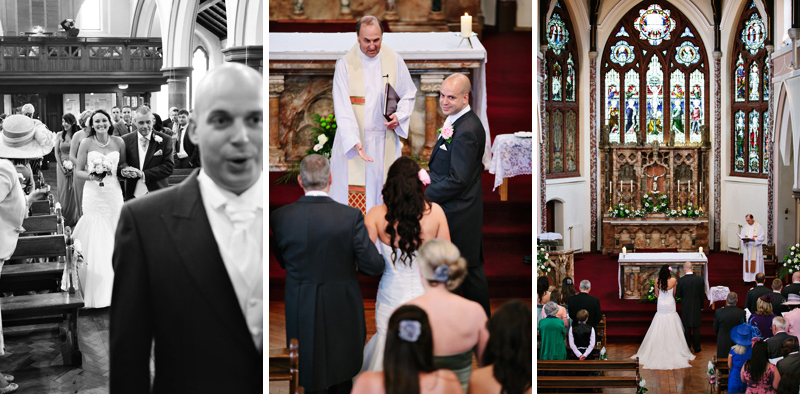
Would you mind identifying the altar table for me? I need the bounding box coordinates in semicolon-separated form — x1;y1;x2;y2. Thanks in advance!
489;133;531;201
618;252;709;300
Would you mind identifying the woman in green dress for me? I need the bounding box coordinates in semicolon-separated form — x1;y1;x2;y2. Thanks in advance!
539;302;567;360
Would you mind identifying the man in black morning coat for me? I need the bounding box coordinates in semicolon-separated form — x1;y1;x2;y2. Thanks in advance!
270;154;384;394
567;279;602;327
676;261;706;353
714;292;746;358
745;273;771;314
425;73;491;317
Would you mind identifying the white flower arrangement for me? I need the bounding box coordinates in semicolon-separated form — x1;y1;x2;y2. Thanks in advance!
62;159;74;172
313;143;323;152
781;246;800;279
318;134;328;145
88;156;113;187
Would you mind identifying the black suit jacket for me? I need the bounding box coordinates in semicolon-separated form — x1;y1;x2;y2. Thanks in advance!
676;273;705;327
174;125;198;169
745;284;772;313
566;292;602;328
714;305;746;358
110;172;261;393
112;120;133;137
782;282;800;300
777;353;800;378
770;291;788;315
425;109;485;267
767;331;798;359
270;195;384;392
121;130;174;200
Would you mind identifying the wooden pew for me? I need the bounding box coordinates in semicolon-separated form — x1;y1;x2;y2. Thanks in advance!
269;338;299;394
168;168;194;186
21;214;63;235
29;193;55;216
711;356;730;394
537;358;641;392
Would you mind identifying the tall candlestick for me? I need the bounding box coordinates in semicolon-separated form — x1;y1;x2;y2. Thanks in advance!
630;180;633;190
678;180;680;192
620;180;622;191
461;13;472;37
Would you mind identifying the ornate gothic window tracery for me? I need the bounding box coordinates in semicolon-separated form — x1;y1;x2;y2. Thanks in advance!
601;1;708;147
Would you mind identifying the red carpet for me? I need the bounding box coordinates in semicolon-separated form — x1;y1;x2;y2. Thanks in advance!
571;252;753;343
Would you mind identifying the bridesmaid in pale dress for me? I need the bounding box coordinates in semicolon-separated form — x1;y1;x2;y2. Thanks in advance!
54;113;80;228
68;110;92;215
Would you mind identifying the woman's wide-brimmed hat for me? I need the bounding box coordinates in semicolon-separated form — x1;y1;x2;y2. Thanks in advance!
785;308;800;337
730;323;760;347
784;293;800;306
0;115;55;159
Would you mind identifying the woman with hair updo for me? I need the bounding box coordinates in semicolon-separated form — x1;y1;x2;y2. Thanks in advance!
361;156;450;372
54;113;81;227
469;300;532;394
749;295;777;340
405;239;489;392
632;264;696;369
352;305;463;394
68;109;93;214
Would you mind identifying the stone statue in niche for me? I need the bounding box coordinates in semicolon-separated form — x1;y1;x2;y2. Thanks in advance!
293;0;303;13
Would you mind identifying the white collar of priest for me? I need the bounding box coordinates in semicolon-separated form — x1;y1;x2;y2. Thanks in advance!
305;190;328;197
446;105;472;127
359;49;380;63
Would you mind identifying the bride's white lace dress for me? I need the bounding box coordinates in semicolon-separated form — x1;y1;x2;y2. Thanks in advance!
73;150;124;309
361;242;425;372
632;287;696;369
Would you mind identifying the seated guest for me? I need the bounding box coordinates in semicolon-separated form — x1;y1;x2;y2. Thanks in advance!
468;300;531;394
538;302;567;360
561;277;578;301
777;373;800;394
567;280;602;327
750;295;778;340
771;279;788;316
767;317;797;360
568;309;596;360
776;338;799;383
406;239;489;392
782;272;800;301
746;273;771;314
352;305;463;394
540;289;568;327
716;292;747;359
741;340;781;392
729;324;759;393
537;276;551;305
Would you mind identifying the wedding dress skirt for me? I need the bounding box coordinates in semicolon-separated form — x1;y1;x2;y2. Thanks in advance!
73;151;123;309
361;242;425;372
632;288;696;370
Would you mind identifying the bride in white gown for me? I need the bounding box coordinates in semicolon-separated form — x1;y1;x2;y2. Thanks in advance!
360;157;450;372
72;110;128;309
632;264;696;369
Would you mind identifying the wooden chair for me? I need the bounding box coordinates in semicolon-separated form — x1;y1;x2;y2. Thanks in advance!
711;356;730;394
763;245;776;280
269;338;299;394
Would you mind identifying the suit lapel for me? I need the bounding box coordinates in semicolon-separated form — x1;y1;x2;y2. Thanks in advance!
128;134;141;170
162;174;257;356
429;110;474;166
142;135;158;169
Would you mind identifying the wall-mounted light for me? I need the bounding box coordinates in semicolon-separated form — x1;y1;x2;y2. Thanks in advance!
118;84;129;90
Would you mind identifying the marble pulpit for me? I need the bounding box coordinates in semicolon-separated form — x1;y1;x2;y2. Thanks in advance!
269;32;492;170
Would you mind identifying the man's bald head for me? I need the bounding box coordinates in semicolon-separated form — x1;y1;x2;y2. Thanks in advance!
195;64;262;114
683;262;692;272
443;73;471;96
794;271;800;282
439;73;471;116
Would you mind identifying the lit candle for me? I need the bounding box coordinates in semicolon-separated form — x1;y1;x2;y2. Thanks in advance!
678;180;680;192
689;182;691;192
620;180;622;191
700;182;702;192
699;247;703;254
461;13;472;38
622;246;627;256
610;181;612;193
630;180;633;190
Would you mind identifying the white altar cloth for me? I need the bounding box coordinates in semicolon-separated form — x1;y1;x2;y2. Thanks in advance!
489;134;532;190
618;252;710;299
269;32;492;168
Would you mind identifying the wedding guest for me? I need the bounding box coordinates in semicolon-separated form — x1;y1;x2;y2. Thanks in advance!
716;292;747;359
69;109;92;213
729;324;759;393
540;289;568;327
746;273;771;314
468;300;532;394
406;239;489;392
767;317;796;360
567;280;602;328
777;373;800;394
537;276;550;305
750;295;778;340
111;63;263;393
352;305;463;394
568;309;596;360
561;277;578;301
539;302;567;360
53;113;81;227
776;338;799;381
771;279;788;316
741;340;781;392
782;272;800;301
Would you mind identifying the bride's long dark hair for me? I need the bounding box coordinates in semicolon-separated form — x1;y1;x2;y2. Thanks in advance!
657;264;671;292
383;156;431;266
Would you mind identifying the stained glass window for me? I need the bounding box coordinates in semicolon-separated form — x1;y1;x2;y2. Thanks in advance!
617;26;630;37
544;0;579;178
730;1;770;177
602;1;707;148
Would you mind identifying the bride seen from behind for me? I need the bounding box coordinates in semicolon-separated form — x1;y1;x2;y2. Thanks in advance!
361;156;450;372
632;264;696;370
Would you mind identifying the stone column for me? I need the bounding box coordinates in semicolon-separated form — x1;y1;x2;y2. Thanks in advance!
269;75;285;167
420;73;445;160
767;45;775;244
713;50;722;251
540;45;548;232
162;67;193;111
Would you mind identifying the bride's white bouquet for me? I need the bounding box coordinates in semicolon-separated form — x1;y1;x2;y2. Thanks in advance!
88;156;113;186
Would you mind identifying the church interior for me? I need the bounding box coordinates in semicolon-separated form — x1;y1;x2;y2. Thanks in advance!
538;0;800;392
0;1;261;392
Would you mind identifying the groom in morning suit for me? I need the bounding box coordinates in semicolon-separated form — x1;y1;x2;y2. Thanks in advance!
271;154;385;394
676;261;706;353
425;73;491;317
119;106;174;200
110;63;263;393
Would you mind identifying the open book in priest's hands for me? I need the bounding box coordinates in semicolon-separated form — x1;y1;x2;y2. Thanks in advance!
383;82;400;121
738;234;754;243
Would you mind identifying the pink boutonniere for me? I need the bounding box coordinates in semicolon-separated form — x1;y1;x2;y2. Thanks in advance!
437;126;454;143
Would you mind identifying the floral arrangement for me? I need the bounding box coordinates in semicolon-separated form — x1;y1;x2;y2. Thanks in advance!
641;279;681;304
599;346;608;360
610;204;646;218
306;113;337;159
537;247;550;276
779;244;800;279
706;361;716;385
88;156;113;187
667;202;703;218
637;377;648;394
641;191;669;213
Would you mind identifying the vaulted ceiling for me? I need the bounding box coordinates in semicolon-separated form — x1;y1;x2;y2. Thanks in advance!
197;0;227;39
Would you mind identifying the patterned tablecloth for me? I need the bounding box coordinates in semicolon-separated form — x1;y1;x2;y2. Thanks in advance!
489;134;532;190
709;286;731;306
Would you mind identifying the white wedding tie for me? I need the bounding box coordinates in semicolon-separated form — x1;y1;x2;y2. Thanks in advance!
224;200;259;288
139;136;148;150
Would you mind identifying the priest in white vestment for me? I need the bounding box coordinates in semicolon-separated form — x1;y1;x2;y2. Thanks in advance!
330;15;416;212
739;214;765;283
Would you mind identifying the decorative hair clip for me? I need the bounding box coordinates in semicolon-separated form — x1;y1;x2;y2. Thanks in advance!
668;266;673;271
434;265;450;282
398;320;421;342
418;169;431;185
566;278;572;285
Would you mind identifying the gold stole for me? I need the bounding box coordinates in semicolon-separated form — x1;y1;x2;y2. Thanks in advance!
745;222;759;273
345;44;397;187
